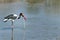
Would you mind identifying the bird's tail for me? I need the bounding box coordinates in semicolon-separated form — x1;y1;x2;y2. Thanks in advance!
3;19;8;22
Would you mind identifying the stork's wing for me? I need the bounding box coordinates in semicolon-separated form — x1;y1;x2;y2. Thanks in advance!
4;14;13;19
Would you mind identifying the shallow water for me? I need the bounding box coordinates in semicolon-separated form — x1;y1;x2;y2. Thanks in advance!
0;2;60;40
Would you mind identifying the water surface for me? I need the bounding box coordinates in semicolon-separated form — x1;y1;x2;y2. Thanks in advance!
0;2;60;40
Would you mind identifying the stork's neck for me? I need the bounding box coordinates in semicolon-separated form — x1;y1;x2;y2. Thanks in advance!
18;15;21;19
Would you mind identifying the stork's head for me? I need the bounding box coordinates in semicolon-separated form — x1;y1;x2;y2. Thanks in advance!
18;13;26;21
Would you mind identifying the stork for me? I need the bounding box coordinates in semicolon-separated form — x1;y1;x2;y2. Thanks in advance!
3;13;26;22
3;13;26;40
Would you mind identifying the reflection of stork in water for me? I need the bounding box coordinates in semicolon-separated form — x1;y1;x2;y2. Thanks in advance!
3;13;26;40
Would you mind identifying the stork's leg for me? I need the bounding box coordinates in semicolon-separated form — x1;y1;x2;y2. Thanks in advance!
11;21;14;40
